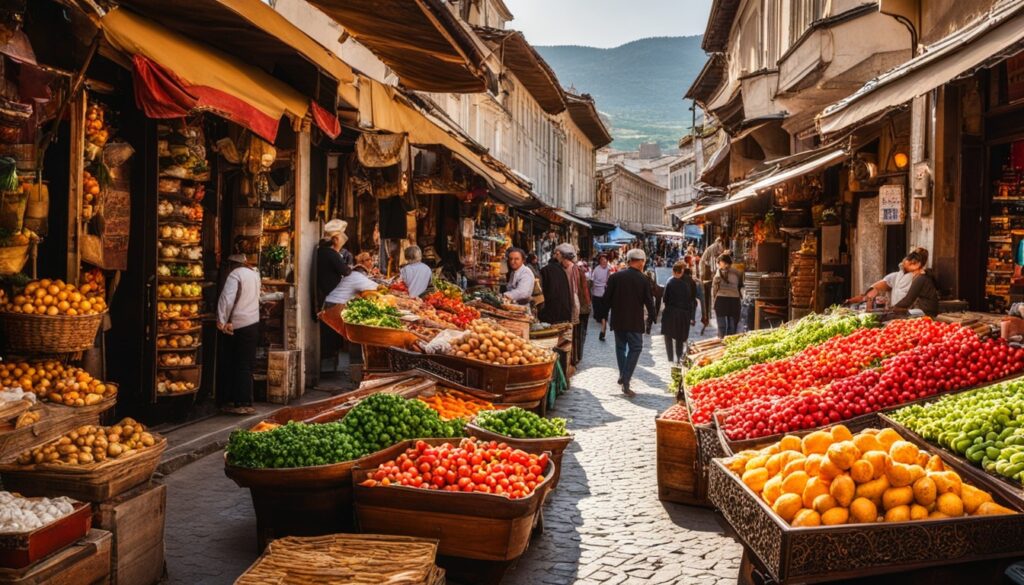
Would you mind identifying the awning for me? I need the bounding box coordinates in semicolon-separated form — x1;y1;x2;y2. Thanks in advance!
361;78;535;205
113;0;357;109
475;27;564;115
553;209;592;228
731;147;847;200
678;197;742;221
307;0;488;93
685;53;727;106
655;230;686;238
699;140;730;184
565;93;613;148
102;8;310;142
644;224;674;233
606;226;636;243
817;1;1024;135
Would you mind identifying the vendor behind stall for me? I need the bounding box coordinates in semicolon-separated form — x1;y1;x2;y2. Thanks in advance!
315;219;353;307
324;252;379;308
847;247;929;309
400;245;432;298
503;247;535;305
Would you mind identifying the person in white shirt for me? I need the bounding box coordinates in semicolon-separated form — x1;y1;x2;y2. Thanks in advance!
400;245;433;297
847;247;928;308
325;253;380;306
503;248;535;305
590;254;612;341
216;254;261;415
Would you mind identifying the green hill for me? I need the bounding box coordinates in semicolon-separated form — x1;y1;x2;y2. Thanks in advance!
535;36;706;151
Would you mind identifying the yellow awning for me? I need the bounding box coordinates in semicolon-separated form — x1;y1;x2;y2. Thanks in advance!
361;78;534;204
101;8;309;140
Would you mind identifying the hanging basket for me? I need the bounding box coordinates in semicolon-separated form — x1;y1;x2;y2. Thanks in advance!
0;310;105;354
0;244;28;275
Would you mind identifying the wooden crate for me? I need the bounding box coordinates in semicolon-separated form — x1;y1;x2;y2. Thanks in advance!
656;411;706;506
93;482;165;585
0;529;111;585
266;350;300;405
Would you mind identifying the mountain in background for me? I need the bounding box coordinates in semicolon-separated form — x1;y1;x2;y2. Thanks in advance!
535;36;706;151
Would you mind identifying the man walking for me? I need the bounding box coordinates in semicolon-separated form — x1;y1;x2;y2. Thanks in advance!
539;243;575;326
699;235;726;333
605;248;655;397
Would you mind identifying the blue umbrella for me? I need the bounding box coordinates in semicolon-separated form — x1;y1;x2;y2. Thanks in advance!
684;224;704;239
606;226;635;243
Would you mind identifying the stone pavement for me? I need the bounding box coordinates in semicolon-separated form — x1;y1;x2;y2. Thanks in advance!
162;319;743;584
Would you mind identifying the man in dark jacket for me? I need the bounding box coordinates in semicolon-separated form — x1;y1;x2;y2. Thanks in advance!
605;248;655;396
539;244;574;325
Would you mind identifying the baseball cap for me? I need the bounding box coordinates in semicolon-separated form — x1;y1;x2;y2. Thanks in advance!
626;248;646;262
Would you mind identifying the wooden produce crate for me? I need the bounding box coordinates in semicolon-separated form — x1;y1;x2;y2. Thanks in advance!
266;349;300;405
463;423;572;489
655;407;707;507
0;502;92;570
352;439;555;562
0;437;166;503
0;529;111;585
679;383;725;506
0;403;110;463
93;482;165;585
224;441;422;551
707;423;1024;584
387;348;554;410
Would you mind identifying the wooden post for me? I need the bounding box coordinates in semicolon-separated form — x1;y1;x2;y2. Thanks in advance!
67;95;85;284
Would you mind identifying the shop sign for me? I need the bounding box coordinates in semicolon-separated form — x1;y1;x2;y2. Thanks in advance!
879;184;904;225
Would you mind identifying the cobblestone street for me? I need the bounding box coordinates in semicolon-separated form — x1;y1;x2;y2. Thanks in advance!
163;320;742;584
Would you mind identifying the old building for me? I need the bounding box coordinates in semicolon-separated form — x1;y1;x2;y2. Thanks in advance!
597;164;669;231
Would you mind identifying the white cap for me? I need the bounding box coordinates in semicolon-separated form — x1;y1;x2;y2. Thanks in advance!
324;219;347;236
554;243;576;259
626;248;646;262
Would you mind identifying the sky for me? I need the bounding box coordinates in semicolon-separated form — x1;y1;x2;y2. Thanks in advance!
502;0;713;48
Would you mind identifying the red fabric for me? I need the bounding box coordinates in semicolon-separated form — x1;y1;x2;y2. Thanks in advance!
131;55;281;143
131;55;197;118
311;101;341;139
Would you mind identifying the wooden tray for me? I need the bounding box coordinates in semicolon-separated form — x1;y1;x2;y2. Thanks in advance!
0;406;102;464
224;440;431;551
0;502;92;569
352;439;555;562
463;423;572;489
0;529;111;585
707;419;1024;584
338;321;420;349
0;437;166;502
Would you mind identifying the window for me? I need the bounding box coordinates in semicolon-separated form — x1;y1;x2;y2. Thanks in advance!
790;0;824;44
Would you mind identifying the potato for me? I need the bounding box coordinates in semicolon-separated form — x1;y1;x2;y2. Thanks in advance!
818;458;844;481
850;459;874;483
855;476;890;505
882;486;914;510
861;450;889;479
910;504;930;520
821;506;850;525
813;494;839;514
830;424;854;442
779;435;802;453
936;492;964;517
889;441;920;465
782;458;807;478
782;470;809;495
742;468;770;493
762;475;783;505
772;493;803;522
885;461;915;488
876;428;903;449
912;476;937;507
852;433;885;454
804;454;823;478
884;505;910;522
830;474;856;507
960;484;993;514
802;476;830;508
926;454;945;472
928;511;950;520
849;497;878;523
827;441;861;470
930;471;962;496
975;502;1016;516
791;509;821;527
802;431;833;455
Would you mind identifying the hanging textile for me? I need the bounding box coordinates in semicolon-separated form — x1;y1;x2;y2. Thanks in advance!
130;55;197;118
311;101;341;139
356;133;407;168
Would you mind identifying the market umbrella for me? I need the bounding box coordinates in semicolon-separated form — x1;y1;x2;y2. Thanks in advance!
606;226;635;243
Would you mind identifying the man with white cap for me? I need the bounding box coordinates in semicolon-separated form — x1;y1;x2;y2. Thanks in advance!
217;253;262;414
605;248;655;396
315;219;353;310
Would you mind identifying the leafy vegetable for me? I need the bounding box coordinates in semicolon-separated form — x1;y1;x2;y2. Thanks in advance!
341;297;403;329
226;393;465;469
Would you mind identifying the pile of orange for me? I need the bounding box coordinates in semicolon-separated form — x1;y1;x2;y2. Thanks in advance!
418;391;494;421
0;361;116;407
1;279;106;316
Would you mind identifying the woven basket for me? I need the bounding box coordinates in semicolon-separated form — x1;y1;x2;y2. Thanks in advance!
0;436;166;502
0;310;105;354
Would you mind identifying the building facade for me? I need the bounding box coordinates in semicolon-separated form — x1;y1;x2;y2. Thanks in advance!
597;164;669;230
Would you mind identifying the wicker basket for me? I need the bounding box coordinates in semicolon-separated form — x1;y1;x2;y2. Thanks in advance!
0;310;105;354
0;436;166;502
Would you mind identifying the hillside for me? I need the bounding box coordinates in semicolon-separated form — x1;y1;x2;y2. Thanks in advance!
535;36;706;151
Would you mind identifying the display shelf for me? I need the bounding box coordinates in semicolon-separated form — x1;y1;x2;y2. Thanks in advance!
156;296;203;302
157;363;201;371
157;326;202;335
157;276;208;283
156;345;201;352
155;389;200;399
158;216;203;226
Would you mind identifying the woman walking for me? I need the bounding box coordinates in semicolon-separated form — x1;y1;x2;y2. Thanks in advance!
662;263;696;363
590;254;612;341
217;254;262;415
712;253;743;337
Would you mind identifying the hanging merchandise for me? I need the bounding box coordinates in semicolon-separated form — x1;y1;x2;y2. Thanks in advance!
356;133;407;168
243;133;276;204
81;142;135;270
